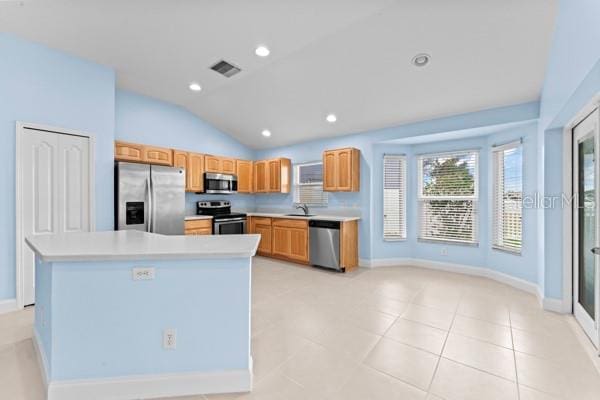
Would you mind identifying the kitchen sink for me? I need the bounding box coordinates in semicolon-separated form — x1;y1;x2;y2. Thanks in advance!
283;213;315;217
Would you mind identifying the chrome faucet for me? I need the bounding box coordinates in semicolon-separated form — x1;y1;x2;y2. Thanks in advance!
295;203;309;216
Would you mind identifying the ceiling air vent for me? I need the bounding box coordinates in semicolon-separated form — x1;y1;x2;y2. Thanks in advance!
210;60;241;78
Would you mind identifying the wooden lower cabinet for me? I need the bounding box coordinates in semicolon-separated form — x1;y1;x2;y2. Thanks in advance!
251;217;273;256
184;219;212;235
270;219;309;263
249;216;358;271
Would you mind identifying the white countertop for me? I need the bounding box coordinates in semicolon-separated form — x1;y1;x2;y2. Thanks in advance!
246;212;360;222
25;230;260;262
184;215;213;221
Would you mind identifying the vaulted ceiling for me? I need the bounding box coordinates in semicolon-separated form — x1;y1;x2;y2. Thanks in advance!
0;0;557;148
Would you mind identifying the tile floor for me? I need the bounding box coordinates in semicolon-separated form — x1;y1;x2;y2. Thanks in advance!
1;256;600;400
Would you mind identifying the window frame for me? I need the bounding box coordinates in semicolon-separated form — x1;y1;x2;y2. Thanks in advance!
417;149;480;245
492;141;523;255
293;161;328;207
383;154;407;241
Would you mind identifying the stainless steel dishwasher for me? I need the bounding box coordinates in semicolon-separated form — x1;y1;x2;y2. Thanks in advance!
309;220;342;271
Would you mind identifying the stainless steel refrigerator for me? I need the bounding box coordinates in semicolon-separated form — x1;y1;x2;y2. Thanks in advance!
115;162;185;235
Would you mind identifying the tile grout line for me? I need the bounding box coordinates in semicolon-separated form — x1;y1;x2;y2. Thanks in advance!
508;310;521;400
424;288;462;395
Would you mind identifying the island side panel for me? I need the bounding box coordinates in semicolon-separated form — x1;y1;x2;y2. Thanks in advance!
34;257;54;380
48;257;251;381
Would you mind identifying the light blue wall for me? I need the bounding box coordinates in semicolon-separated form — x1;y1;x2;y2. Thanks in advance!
538;0;600;299
255;103;539;263
35;258;251;380
0;34;116;301
115;90;257;214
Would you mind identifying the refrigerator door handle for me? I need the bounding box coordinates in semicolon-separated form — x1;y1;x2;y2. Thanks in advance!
147;174;153;233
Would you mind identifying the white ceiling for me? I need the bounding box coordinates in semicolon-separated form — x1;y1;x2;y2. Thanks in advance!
0;0;557;149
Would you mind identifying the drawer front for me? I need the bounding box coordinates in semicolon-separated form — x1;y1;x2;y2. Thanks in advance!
252;217;272;226
272;218;308;229
185;219;212;230
185;228;212;236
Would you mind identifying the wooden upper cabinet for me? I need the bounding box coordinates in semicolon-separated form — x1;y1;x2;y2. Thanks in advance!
253;160;268;193
143;145;173;166
187;153;204;192
254;158;291;193
205;155;221;173
267;159;281;192
115;141;173;166
323;148;360;192
173;151;204;192
323;150;337;191
115;141;144;162
236;160;253;193
205;155;236;174
221;158;236;174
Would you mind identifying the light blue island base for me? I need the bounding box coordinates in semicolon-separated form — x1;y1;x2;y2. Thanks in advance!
26;230;259;400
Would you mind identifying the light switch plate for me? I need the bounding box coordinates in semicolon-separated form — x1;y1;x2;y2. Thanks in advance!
132;267;155;281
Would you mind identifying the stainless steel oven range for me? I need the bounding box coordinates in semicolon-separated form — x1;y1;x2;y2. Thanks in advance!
196;200;246;235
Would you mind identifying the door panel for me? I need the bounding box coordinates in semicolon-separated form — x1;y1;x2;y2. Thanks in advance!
573;108;600;349
272;226;290;257
323;151;337;191
254;161;267;192
268;160;280;192
237;160;253;193
289;228;308;262
149;165;185;235
337;149;351;190
188;153;204;192
59;135;90;233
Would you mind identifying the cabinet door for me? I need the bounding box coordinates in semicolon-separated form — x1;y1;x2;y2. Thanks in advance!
254;161;268;193
255;224;272;255
268;159;281;192
115;141;144;162
221;158;236;174
272;226;290;257
289;227;309;262
143;145;173;166
237;160;253;193
205;156;221;173
336;149;352;191
188;152;204;192
173;151;189;189
323;150;337;191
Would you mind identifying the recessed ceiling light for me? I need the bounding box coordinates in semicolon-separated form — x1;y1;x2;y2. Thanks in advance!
412;53;431;67
255;46;270;57
189;82;202;92
326;114;337;123
261;129;272;137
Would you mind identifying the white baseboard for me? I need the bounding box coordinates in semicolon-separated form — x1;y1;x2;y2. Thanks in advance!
361;257;566;313
33;330;50;389
0;298;17;315
33;331;252;400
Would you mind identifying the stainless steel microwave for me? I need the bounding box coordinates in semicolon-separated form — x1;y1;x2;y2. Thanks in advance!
203;172;238;194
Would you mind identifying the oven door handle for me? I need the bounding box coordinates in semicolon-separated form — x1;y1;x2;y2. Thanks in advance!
215;218;246;223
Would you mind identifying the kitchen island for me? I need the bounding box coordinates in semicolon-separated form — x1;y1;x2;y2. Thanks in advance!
25;230;260;400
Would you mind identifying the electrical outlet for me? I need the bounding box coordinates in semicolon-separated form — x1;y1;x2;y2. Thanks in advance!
163;329;177;350
132;267;155;281
441;247;448;256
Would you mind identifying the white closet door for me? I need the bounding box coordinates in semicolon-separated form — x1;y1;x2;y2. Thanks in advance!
21;129;60;306
58;134;90;234
20;128;91;306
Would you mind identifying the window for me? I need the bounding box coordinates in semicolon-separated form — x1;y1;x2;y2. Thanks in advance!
294;162;328;206
492;142;523;253
383;155;407;240
418;150;479;244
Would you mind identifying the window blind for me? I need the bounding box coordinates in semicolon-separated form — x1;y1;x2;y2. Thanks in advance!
383;155;407;240
294;162;328;206
492;142;523;253
418;151;479;244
